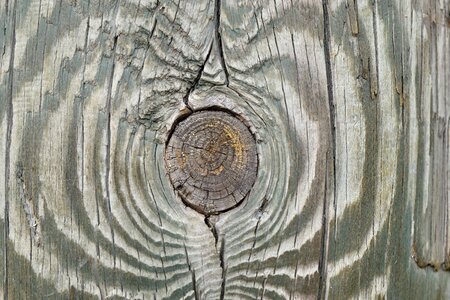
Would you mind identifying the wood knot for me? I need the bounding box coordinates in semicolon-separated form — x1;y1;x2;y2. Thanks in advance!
165;110;258;215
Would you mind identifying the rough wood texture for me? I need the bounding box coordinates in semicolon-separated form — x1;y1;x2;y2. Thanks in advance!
325;0;450;298
165;110;258;215
0;0;449;299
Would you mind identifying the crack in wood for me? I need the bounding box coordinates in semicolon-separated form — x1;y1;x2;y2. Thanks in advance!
203;216;227;299
4;0;17;298
204;216;219;248
182;43;213;111
214;0;229;86
183;243;200;299
219;236;227;300
318;0;335;298
16;166;41;247
105;34;118;271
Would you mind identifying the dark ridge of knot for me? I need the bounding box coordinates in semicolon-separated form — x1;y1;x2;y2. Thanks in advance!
165;110;258;215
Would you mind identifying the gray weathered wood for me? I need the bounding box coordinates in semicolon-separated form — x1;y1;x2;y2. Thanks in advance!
324;0;450;298
0;0;449;299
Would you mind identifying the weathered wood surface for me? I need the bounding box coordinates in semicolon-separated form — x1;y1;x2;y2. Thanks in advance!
165;110;258;215
0;0;449;299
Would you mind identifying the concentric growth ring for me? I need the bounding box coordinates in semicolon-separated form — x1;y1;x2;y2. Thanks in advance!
165;110;258;215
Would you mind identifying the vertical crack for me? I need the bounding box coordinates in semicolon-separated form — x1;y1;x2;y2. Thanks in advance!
105;35;118;281
184;244;199;300
182;43;213;111
204;216;219;247
214;0;229;86
219;237;227;300
177;2;230;298
16;166;41;246
191;269;199;300
204;216;226;298
318;0;335;299
247;197;268;271
4;1;17;298
182;0;229;108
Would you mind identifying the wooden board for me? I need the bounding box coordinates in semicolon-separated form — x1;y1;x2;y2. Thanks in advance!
0;0;449;299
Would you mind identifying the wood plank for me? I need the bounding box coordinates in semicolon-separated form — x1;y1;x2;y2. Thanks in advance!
0;0;449;299
412;0;450;271
203;1;332;299
325;0;450;298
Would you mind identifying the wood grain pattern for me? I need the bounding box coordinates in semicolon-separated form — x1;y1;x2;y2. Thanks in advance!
325;0;450;298
0;0;449;299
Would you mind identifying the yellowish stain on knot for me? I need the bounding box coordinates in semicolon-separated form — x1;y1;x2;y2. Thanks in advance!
176;149;186;169
210;165;224;175
176;120;245;176
202;120;244;165
223;124;244;165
